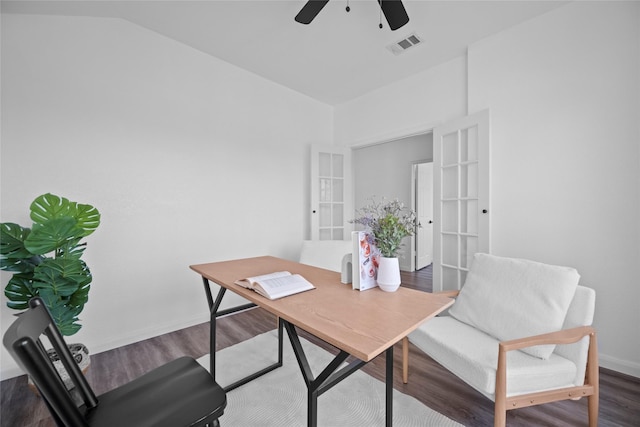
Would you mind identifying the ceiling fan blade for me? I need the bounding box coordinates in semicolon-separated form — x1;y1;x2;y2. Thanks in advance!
378;0;409;31
295;0;330;25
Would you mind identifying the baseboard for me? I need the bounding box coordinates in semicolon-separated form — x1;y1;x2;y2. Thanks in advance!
600;353;640;378
1;366;24;381
90;313;210;355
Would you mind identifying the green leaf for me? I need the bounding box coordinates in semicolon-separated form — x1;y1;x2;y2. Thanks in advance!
58;321;82;336
58;243;87;260
30;193;73;224
1;223;43;272
69;281;90;311
0;223;32;258
4;275;37;310
74;203;100;237
24;217;84;255
0;257;24;272
29;193;100;238
39;292;82;336
32;258;85;297
0;256;42;274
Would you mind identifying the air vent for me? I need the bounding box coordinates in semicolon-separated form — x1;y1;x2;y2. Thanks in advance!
387;33;423;56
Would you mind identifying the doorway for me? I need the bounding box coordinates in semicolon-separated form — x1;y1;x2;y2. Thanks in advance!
413;162;433;270
352;132;432;271
349;109;489;285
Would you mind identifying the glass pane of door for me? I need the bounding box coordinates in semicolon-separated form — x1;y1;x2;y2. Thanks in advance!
311;146;351;240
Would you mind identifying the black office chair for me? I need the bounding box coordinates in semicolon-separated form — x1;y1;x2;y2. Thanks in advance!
3;297;226;427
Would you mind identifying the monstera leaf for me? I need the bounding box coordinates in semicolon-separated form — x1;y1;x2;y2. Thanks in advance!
38;290;83;336
30;193;73;223
0;223;31;258
30;193;100;236
74;203;101;236
2;193;100;336
24;217;84;256
0;223;42;273
4;274;37;310
32;258;88;297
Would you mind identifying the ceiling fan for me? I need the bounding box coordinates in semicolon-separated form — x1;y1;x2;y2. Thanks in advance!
295;0;410;31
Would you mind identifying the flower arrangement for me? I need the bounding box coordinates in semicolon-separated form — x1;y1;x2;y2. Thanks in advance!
350;197;420;258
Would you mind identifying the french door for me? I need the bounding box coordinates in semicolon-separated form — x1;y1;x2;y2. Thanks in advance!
432;110;491;292
310;145;351;240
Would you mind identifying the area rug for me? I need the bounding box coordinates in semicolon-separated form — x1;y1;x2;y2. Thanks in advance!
197;331;462;426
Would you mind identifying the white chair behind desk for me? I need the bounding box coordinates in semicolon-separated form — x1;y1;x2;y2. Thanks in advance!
299;240;352;274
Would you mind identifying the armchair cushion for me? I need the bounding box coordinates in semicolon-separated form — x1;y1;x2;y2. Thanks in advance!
449;253;580;359
409;316;578;398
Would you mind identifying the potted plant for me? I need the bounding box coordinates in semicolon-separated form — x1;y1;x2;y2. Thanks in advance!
1;193;100;385
351;197;419;292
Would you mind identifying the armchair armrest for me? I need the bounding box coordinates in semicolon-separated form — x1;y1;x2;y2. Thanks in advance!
499;325;596;353
495;325;598;421
434;290;460;298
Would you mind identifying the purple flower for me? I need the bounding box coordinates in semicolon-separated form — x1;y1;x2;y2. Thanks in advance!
349;197;421;257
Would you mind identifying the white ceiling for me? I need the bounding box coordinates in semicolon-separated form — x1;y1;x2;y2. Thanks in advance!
2;0;568;105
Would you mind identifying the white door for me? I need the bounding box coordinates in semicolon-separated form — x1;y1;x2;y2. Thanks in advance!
310;145;351;240
415;162;433;270
433;110;490;292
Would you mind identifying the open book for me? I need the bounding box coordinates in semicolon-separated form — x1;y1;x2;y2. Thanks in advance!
234;271;315;300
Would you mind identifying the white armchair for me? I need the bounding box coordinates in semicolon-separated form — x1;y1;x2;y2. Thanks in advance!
403;253;598;427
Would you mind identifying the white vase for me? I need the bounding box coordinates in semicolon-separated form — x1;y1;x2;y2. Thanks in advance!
377;256;401;292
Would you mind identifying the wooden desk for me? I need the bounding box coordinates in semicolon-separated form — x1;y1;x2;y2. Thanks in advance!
190;256;453;427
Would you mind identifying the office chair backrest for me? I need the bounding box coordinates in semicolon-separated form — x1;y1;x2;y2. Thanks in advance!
3;298;97;426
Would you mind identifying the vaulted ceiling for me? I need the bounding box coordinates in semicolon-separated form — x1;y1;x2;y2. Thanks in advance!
2;0;568;105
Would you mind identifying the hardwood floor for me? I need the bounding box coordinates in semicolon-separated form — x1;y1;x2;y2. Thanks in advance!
2;265;639;426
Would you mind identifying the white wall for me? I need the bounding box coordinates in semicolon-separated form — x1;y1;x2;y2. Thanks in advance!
335;2;640;377
467;1;640;377
334;55;468;146
0;14;332;379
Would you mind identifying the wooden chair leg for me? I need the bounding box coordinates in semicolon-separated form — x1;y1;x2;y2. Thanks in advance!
588;394;599;427
587;331;599;427
494;404;507;427
402;336;409;384
494;344;507;427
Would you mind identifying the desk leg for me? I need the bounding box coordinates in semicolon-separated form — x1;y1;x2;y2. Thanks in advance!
283;320;366;427
386;345;393;427
204;281;227;382
201;277;282;391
